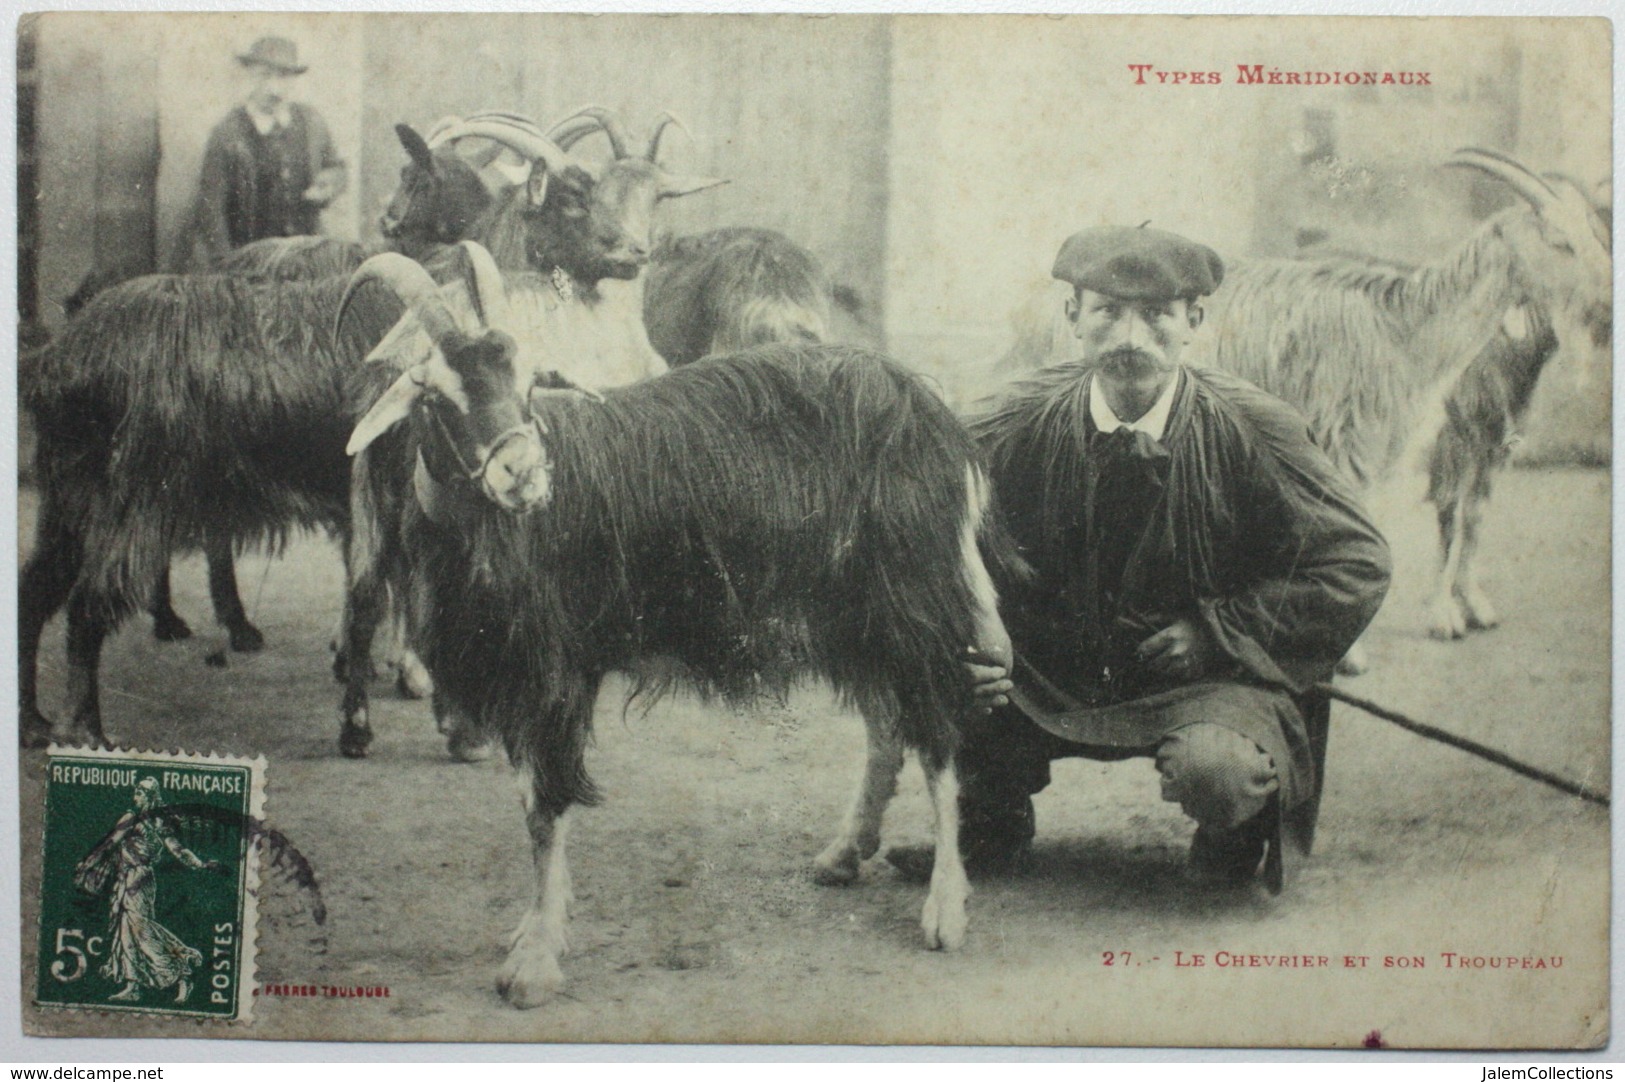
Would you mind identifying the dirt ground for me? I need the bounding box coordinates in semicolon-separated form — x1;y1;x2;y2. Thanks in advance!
17;467;1611;1049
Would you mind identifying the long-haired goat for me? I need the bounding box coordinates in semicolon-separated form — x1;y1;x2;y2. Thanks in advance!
994;149;1611;654
1198;150;1608;490
337;108;727;758
1424;176;1609;640
136;236;375;652
340;245;1012;1006
19;115;654;749
18;272;402;748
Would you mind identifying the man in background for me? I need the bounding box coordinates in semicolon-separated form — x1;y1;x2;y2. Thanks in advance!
181;35;347;268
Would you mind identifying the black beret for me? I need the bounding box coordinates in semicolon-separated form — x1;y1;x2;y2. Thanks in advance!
1051;225;1225;301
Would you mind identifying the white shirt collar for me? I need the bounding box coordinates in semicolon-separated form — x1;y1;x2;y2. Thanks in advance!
1089;369;1181;441
245;100;294;136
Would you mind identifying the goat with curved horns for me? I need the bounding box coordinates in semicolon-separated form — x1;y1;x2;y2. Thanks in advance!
341;241;1013;1006
339;108;727;759
395;106;848;371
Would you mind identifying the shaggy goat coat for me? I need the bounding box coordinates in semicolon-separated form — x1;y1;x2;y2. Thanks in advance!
393;344;993;814
23;273;400;618
1427;306;1558;508
643;228;832;367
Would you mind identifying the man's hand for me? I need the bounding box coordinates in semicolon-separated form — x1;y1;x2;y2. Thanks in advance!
302;166;347;207
965;647;1013;714
1136;617;1217;679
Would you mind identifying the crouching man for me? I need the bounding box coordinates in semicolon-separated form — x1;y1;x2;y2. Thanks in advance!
891;225;1392;892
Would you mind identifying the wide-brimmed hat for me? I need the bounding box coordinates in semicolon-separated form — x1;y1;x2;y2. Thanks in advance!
236;36;308;75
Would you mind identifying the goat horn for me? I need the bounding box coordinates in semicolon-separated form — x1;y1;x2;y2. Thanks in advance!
547;105;632;158
423;115;464;150
435;118;581;179
456;240;511;333
339;253;467;356
645;112;692;163
426;111;546;150
1447;147;1560;209
461;110;545;133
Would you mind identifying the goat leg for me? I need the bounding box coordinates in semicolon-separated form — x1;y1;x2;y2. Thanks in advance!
62;590;112;748
337;581;383;759
388;576;434;700
436;693;494;763
499;781;573;1009
1428;468;1474;640
814;722;905;884
206;534;264;653
1455;487;1499;631
19;514;79;748
149;565;193;642
918;755;970;951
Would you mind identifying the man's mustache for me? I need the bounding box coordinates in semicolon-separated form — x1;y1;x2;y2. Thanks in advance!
1100;347;1160;368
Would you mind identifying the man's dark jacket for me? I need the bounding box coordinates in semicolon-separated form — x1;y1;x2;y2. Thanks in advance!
970;362;1392;858
182;103;343;268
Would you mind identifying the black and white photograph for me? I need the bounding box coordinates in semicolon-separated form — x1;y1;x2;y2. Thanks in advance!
11;11;1613;1049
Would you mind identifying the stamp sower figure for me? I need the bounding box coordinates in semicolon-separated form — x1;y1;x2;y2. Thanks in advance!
181;35;347;268
73;778;221;1003
893;226;1392;891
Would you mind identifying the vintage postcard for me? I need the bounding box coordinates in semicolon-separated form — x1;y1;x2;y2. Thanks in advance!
13;11;1612;1049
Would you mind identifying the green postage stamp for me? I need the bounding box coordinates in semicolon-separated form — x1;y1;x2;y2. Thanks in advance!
34;747;266;1021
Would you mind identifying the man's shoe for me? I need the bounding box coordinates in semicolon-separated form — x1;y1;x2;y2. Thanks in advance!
1187;817;1270;888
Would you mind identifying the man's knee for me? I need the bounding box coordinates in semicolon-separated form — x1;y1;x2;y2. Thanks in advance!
1156;723;1278;828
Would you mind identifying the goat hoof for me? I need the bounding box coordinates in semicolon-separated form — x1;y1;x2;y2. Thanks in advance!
153;614;193;642
396;665;433;701
57;726;108;751
497;952;566;1009
1462;596;1500;631
229;623;265;654
339;719;373;760
445;727;494;763
812;844;861;885
20;711;55;750
920;889;969;952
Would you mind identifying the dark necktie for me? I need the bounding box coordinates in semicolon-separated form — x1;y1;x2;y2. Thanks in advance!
1098;425;1168;464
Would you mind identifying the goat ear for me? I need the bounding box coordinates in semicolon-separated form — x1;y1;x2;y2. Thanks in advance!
396;124;434;171
658;173;729;200
528;371;604;421
348;365;430;456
